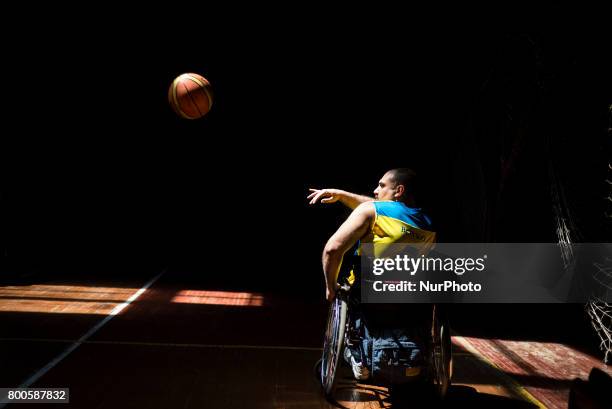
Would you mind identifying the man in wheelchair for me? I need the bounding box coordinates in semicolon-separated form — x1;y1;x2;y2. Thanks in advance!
309;169;450;396
308;168;435;303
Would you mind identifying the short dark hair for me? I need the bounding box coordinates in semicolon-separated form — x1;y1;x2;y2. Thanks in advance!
387;168;417;199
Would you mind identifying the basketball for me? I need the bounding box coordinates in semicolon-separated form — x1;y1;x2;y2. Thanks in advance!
168;73;213;119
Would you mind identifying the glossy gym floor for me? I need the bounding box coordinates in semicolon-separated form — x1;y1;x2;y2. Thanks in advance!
1;269;610;408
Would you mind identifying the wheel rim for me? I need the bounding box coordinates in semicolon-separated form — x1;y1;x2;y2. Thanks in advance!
320;293;347;396
430;305;453;398
432;320;452;398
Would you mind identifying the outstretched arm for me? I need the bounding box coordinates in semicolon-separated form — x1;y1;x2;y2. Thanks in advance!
322;202;374;301
308;188;373;209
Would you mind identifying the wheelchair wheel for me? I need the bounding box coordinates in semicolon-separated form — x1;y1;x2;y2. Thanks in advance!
431;305;452;399
319;289;348;397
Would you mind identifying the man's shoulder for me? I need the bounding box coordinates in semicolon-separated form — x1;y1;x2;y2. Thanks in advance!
354;201;376;217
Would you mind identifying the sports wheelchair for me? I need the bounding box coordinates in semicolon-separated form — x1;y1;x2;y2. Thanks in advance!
316;282;453;401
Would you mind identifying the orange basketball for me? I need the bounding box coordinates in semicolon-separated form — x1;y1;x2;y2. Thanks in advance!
168;73;213;119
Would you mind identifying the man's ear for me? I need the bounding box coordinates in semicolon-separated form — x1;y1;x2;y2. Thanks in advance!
395;184;405;199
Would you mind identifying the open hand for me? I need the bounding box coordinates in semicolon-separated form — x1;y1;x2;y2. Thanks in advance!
308;188;340;205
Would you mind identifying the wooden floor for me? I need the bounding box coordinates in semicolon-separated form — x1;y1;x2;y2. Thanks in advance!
0;270;609;408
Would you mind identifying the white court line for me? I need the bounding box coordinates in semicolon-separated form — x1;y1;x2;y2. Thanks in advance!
0;337;323;351
0;271;165;408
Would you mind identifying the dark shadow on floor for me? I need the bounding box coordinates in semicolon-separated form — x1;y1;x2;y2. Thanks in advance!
389;384;539;409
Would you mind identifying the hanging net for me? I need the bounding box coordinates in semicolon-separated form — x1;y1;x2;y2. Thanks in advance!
550;104;612;364
587;295;612;364
587;106;612;364
586;105;612;363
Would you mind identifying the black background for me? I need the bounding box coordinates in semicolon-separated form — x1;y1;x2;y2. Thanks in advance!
2;7;610;298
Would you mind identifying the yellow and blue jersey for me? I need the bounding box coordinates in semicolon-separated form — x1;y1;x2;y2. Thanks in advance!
365;201;436;256
347;201;436;284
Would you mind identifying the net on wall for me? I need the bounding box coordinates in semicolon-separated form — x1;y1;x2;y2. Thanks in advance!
584;105;612;364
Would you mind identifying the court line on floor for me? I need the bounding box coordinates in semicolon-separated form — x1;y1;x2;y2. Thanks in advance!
0;337;323;351
453;334;545;408
0;271;165;409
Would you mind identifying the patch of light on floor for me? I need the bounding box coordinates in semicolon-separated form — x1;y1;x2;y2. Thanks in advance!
172;290;265;307
0;285;135;314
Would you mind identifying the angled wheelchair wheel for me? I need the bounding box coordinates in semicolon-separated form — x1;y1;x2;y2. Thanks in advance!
319;288;348;397
431;305;453;399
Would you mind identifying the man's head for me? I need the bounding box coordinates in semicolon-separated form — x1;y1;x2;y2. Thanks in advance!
373;168;417;204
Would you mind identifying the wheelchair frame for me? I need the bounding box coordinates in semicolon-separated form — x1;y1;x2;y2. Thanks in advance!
317;285;453;400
